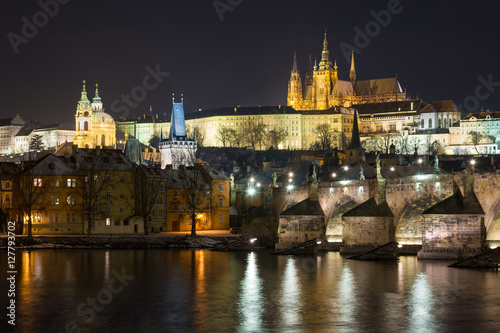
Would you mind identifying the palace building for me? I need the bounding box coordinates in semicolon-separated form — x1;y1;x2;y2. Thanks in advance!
287;33;406;110
73;81;116;149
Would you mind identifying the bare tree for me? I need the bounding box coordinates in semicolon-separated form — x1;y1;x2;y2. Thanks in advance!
216;125;232;147
266;127;288;149
175;164;212;236
468;131;484;154
131;165;162;235
310;124;335;150
12;158;50;238
75;151;113;235
242;119;266;150
187;125;205;147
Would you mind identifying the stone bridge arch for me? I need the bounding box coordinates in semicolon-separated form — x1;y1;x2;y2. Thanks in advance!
486;200;500;248
325;196;360;243
395;195;441;245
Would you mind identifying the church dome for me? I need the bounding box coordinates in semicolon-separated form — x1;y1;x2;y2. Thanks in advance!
92;110;115;124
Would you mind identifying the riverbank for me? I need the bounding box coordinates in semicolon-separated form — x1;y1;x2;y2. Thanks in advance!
0;234;237;250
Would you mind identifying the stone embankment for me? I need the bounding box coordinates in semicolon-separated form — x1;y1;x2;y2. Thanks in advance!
0;235;232;250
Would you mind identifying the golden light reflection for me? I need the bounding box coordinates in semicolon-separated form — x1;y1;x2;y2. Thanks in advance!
280;257;301;326
338;264;356;327
237;252;263;333
408;273;437;333
104;250;110;280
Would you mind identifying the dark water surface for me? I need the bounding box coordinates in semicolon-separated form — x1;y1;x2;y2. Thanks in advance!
1;249;499;333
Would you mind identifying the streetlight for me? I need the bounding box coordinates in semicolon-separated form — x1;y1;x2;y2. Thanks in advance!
289;172;293;177
343;165;348;181
418;158;423;175
470;160;476;166
390;167;395;172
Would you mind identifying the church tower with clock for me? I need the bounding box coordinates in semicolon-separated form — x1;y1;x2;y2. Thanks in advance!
73;80;116;149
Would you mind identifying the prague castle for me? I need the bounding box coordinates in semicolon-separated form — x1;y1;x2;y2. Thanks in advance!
287;33;406;110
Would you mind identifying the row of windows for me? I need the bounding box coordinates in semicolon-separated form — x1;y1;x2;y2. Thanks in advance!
50;195;76;205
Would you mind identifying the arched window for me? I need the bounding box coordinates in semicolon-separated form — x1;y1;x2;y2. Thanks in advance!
449;118;452;127
101;135;105;147
84;121;89;131
421;119;424;128
428;119;432;128
438;118;441;128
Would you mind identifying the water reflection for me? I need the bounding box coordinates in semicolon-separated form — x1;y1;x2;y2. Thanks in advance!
338;264;357;328
237;252;264;333
280;257;301;327
408;273;437;333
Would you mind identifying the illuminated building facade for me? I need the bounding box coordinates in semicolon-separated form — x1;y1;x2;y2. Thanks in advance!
73;81;116;149
287;33;406;111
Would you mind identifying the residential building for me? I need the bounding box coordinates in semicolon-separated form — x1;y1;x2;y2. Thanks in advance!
165;164;230;232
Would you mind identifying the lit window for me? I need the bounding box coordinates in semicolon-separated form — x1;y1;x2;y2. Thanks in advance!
33;178;42;187
106;218;111;226
219;213;223;223
55;197;60;205
67;179;76;187
219;197;223;207
55;179;60;187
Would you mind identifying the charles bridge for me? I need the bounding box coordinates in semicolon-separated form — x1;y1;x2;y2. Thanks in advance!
271;166;500;258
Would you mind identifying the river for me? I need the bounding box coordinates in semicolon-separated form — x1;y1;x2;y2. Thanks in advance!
1;249;499;333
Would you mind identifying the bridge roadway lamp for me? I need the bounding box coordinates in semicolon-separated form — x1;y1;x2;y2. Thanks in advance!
418;158;423;175
471;160;476;166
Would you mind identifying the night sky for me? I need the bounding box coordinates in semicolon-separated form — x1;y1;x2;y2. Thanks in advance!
1;0;500;124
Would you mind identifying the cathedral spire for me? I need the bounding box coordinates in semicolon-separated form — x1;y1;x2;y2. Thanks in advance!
80;80;89;102
349;109;361;149
77;80;91;110
319;31;331;70
292;51;298;73
305;53;313;86
349;51;356;85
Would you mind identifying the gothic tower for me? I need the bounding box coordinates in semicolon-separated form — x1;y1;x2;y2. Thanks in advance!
287;52;303;109
349;51;357;93
312;32;337;110
160;95;198;169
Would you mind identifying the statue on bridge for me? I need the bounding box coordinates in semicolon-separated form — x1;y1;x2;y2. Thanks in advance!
360;166;365;180
312;164;318;185
272;172;277;187
376;153;383;180
434;156;440;173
